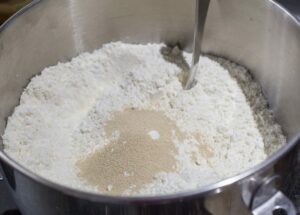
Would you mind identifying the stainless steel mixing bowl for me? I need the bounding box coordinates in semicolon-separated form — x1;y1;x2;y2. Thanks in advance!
0;0;300;214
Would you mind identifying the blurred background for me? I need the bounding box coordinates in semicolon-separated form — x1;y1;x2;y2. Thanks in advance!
0;0;299;24
0;0;31;24
277;0;300;20
0;0;298;23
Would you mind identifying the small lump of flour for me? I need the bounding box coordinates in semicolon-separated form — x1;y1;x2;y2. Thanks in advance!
3;42;286;196
148;130;160;140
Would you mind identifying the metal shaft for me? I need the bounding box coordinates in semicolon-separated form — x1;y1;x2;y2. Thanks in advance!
184;0;210;90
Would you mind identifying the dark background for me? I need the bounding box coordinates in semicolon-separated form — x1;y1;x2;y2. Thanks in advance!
0;0;31;24
277;0;300;20
0;0;300;214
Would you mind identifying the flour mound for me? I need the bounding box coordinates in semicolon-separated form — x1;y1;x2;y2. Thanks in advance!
3;42;286;196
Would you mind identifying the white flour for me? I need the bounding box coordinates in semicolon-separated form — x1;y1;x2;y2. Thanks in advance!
3;42;286;196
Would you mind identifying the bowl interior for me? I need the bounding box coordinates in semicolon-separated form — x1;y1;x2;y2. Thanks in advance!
0;0;299;175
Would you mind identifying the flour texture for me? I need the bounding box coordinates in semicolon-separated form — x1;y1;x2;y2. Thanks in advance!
3;42;286;196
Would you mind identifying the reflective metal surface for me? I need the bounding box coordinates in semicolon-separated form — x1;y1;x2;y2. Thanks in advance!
185;0;210;90
192;0;210;66
248;175;296;214
253;192;297;215
0;0;299;214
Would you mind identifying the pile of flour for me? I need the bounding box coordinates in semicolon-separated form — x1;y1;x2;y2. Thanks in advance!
3;42;286;196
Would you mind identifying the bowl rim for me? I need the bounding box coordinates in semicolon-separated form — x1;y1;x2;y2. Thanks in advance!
0;0;299;204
